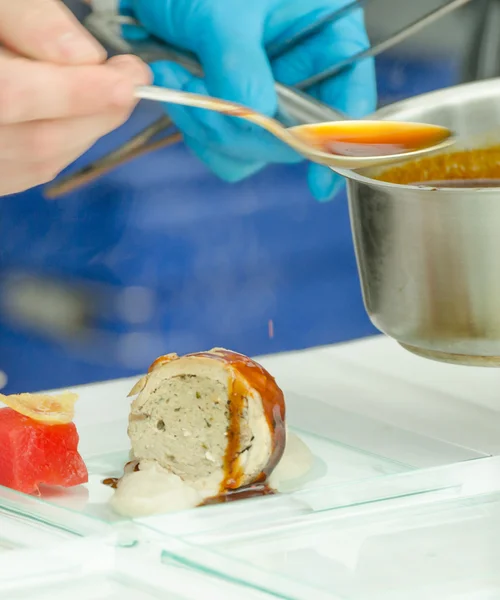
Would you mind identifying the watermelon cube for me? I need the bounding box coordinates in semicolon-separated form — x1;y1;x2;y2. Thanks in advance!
0;407;88;494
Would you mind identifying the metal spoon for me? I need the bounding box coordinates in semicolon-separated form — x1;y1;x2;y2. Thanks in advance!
134;85;455;170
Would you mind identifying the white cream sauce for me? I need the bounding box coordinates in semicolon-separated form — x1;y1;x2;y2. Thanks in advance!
111;432;313;518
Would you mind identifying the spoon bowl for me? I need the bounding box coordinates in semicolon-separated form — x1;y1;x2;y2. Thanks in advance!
134;85;455;170
288;121;455;168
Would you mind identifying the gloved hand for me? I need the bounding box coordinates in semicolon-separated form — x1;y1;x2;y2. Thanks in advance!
123;0;376;201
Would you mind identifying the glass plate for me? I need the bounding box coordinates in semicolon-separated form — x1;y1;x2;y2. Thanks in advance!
0;535;273;600
272;338;500;456
0;374;485;532
146;456;500;600
0;511;74;552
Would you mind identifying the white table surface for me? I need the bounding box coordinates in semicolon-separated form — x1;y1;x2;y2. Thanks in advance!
258;335;500;455
4;334;500;599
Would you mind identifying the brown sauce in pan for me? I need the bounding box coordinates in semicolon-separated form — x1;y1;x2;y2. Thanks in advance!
413;179;500;187
377;145;500;186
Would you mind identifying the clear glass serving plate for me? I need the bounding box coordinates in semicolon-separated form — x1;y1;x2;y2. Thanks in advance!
0;534;273;600
0;510;75;552
0;348;498;600
0;372;483;532
145;455;500;600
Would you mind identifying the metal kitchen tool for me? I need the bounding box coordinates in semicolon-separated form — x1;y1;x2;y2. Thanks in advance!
45;0;473;198
337;77;500;367
133;84;455;170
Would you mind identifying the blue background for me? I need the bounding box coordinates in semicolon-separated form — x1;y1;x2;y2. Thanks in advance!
0;53;459;392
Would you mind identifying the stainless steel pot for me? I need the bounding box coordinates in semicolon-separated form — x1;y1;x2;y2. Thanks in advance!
339;78;500;366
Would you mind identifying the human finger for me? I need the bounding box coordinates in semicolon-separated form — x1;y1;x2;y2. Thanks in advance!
269;6;375;201
0;108;133;162
0;107;134;196
195;12;277;121
151;61;266;181
272;10;376;117
0;0;105;65
0;53;151;124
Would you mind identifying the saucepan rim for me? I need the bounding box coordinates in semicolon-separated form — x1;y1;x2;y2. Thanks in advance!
335;77;500;194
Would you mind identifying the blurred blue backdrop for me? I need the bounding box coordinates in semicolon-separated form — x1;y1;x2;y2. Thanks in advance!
0;52;460;392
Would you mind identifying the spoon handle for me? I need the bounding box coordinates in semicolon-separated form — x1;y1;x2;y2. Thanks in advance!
134;85;293;140
134;85;295;134
133;85;322;161
84;12;344;126
134;85;243;114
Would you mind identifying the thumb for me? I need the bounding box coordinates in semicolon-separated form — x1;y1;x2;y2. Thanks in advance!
0;0;105;65
196;17;277;120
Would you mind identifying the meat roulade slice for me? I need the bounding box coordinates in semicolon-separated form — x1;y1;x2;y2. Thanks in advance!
127;348;286;495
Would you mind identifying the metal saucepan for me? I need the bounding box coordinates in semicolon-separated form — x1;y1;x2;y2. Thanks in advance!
337;78;500;367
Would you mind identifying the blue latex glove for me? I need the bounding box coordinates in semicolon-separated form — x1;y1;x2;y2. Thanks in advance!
122;0;376;201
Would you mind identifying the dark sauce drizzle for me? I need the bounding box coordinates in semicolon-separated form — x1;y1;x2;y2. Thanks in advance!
185;349;286;496
201;482;276;506
103;349;286;506
102;460;139;489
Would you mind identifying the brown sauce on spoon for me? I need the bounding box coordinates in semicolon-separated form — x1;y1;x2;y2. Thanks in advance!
292;121;451;157
209;98;451;159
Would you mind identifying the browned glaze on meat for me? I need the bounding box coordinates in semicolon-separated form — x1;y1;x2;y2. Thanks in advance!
147;352;179;372
221;372;246;490
184;349;286;493
147;348;286;496
110;349;286;504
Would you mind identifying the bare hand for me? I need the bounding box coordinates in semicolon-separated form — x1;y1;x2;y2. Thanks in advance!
0;0;151;196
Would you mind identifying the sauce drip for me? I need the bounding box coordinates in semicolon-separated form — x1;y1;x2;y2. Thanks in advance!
378;145;500;186
221;373;245;490
292;121;451;158
201;482;276;506
102;460;139;489
185;349;286;494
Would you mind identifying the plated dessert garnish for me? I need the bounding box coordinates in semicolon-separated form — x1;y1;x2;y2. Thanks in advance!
0;391;88;494
109;348;312;517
